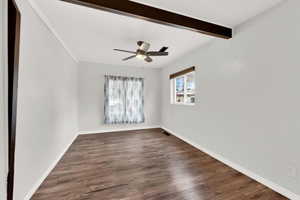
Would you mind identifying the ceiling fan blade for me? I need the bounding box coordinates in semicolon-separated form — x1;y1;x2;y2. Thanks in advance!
122;55;136;61
147;51;168;56
114;49;136;54
159;47;168;52
144;56;153;63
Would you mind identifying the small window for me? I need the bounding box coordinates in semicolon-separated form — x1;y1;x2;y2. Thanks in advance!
170;67;195;105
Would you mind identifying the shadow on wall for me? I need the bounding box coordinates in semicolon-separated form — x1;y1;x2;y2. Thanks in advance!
0;0;8;199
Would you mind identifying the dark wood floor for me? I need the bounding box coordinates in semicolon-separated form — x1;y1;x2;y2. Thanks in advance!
31;129;287;200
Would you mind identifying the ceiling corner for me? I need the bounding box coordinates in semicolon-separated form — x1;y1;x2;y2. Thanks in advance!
27;0;79;63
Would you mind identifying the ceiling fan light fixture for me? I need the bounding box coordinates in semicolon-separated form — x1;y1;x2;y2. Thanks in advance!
136;53;147;59
114;41;169;63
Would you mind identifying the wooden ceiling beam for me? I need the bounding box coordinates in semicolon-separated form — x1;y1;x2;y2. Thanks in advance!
60;0;232;39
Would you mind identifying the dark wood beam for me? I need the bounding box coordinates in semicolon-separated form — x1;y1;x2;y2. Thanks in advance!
60;0;232;39
7;0;21;200
170;66;195;79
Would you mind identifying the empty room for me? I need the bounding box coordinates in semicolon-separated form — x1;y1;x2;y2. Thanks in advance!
1;0;300;199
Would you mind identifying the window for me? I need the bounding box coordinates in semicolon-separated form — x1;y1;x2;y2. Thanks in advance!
170;67;195;105
104;75;145;124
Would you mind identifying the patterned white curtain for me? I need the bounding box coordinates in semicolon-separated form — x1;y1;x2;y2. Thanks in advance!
104;75;145;124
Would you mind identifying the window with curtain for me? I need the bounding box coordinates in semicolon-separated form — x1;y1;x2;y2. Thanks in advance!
104;75;145;124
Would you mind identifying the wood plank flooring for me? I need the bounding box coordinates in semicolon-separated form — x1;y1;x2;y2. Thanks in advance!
31;129;287;200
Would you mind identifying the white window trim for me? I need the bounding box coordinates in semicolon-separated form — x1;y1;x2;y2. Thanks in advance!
171;72;195;106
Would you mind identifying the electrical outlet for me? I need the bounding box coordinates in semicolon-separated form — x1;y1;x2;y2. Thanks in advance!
287;162;299;182
288;166;297;177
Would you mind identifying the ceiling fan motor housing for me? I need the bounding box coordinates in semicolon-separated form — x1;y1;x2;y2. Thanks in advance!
137;49;146;55
139;42;150;51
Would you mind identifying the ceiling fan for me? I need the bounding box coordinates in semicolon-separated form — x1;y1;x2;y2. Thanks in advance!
113;41;169;63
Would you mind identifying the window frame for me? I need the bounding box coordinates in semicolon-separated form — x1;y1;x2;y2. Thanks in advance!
104;75;145;124
171;71;195;106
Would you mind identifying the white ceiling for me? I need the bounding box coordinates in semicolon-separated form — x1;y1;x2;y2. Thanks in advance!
30;0;283;68
131;0;284;27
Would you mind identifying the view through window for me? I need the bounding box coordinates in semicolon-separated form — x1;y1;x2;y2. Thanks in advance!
171;69;195;105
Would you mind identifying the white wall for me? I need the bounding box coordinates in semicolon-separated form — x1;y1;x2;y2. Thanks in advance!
161;0;300;198
0;0;8;199
78;62;161;133
8;0;300;199
14;1;79;199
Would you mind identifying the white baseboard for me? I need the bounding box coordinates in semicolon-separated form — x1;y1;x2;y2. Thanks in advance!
23;126;299;200
24;133;78;200
24;127;159;199
162;126;300;200
78;125;161;135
